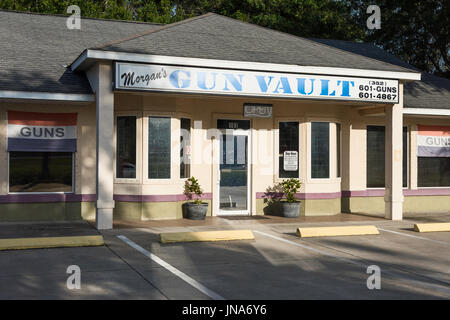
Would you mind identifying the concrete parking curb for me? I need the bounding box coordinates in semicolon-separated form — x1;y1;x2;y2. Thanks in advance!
296;225;380;238
414;223;450;233
0;235;104;251
160;230;255;243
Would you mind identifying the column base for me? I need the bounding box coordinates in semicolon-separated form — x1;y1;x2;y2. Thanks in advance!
96;207;113;230
384;201;403;220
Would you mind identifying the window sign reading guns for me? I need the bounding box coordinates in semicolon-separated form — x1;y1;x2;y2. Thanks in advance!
7;111;77;152
115;63;399;103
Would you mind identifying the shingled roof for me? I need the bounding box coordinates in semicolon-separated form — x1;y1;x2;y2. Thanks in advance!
0;10;160;94
1;10;447;110
96;12;417;74
312;38;450;110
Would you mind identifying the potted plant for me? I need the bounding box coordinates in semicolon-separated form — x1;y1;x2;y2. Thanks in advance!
184;177;208;220
279;178;302;218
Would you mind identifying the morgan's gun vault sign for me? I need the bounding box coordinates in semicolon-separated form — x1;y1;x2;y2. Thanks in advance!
115;63;399;103
417;125;450;157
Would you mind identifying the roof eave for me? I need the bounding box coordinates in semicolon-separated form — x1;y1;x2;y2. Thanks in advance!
403;107;450;117
71;49;421;81
0;90;94;102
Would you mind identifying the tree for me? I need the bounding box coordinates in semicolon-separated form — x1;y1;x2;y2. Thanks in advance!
350;0;449;77
1;0;448;77
173;0;366;40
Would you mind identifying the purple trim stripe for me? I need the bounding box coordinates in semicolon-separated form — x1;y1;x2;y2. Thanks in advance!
342;190;385;197
7;138;77;152
343;189;450;197
0;193;212;204
256;192;342;200
113;193;213;202
404;189;450;196
1;189;449;204
0;193;95;204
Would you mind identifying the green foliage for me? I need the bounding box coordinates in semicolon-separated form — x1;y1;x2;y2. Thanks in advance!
0;0;447;77
174;0;366;40
350;0;449;77
0;0;180;22
280;178;301;203
184;176;203;204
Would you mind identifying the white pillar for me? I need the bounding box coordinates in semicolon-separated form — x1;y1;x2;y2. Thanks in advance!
87;62;115;229
385;82;404;220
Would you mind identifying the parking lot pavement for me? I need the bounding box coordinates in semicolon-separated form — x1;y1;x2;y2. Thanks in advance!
0;216;449;300
104;220;449;300
0;244;168;299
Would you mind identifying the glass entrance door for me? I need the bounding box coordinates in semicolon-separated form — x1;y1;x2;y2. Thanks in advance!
217;120;250;215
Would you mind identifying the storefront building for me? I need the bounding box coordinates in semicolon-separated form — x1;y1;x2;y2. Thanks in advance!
0;10;449;229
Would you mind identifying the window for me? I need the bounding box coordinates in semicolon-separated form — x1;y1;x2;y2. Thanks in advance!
148;117;171;179
366;126;408;188
180;118;191;178
116;116;136;179
336;123;341;178
311;122;329;179
279;122;299;178
9;152;73;192
418;158;450;187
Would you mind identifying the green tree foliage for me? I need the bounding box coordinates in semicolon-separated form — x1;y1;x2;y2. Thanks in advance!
0;0;176;22
175;0;366;40
0;0;447;77
350;0;449;77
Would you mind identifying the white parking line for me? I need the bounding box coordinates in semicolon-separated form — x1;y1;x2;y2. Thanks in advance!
254;229;450;296
117;235;225;300
378;228;450;246
253;230;359;265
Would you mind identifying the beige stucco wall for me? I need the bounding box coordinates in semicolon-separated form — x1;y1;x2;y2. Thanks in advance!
0;89;449;222
113;92;357;217
0;100;97;221
0;100;98;195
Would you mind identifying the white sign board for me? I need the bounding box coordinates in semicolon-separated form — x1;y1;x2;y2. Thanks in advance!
115;63;399;103
283;151;298;171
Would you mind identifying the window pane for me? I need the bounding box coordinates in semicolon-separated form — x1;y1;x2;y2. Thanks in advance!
279;122;299;178
366;126;408;188
180;118;191;178
9;152;72;192
367;126;385;188
403;127;408;187
336;123;341;178
148;117;171;179
418;157;450;187
311;122;329;179
116;116;136;179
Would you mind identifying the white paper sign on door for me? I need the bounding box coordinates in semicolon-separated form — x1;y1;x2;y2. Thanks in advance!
283;151;298;171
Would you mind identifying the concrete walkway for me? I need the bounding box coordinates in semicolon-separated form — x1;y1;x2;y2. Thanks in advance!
0;220;100;239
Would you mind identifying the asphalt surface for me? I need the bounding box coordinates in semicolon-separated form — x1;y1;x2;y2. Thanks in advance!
0;214;449;299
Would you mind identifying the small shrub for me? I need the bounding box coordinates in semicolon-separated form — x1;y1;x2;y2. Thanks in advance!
280;178;301;203
184;177;203;204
